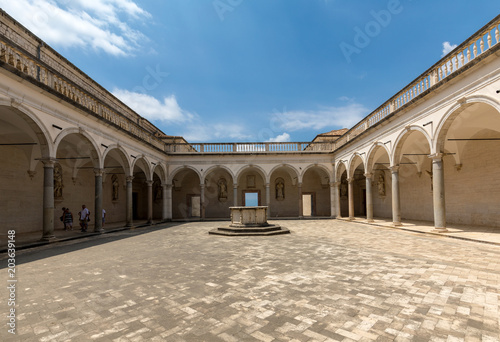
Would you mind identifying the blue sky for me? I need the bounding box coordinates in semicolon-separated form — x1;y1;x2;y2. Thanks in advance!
2;1;499;142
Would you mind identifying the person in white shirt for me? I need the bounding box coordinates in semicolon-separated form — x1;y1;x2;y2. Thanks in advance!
79;204;90;232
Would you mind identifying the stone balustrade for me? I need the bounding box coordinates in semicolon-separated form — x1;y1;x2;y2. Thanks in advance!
337;14;500;151
0;10;165;151
165;141;334;154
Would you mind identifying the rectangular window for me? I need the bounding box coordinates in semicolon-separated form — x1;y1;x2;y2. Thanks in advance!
244;192;259;207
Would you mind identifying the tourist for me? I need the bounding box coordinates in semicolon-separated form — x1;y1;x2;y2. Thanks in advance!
63;208;74;231
80;204;90;232
102;208;106;228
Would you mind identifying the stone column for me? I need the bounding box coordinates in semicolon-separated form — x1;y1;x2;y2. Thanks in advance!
265;183;271;219
233;184;238;206
347;178;354;220
162;183;168;221
126;176;133;227
430;153;447;232
390;166;402;226
146;180;153;224
94;168;104;232
365;173;374;222
298;183;303;219
41;159;56;241
334;182;342;218
329;182;335;218
200;184;205;220
164;184;172;221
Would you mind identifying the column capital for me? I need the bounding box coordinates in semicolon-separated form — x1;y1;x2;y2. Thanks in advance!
333;181;341;187
347;177;354;183
428;153;443;161
265;183;270;188
40;158;57;167
233;183;238;189
126;176;134;183
93;168;105;176
364;172;373;178
163;183;172;189
390;165;400;173
146;180;153;186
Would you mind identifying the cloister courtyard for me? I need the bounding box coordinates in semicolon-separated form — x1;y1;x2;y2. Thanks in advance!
2;220;499;341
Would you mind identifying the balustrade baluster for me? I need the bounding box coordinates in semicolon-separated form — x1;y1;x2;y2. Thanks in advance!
496;27;499;44
480;38;484;53
473;41;478;57
487;32;492;48
467;47;471;63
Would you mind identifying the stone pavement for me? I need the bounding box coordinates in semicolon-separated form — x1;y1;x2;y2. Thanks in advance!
1;220;500;341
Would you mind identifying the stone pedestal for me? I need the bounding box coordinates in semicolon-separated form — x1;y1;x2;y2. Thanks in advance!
209;206;290;236
230;206;268;227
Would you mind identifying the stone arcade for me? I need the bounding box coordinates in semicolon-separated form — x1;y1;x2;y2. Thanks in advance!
1;10;500;240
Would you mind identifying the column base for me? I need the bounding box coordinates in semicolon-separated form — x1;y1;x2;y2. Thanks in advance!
366;219;375;223
94;229;104;233
40;234;57;242
431;227;448;233
392;222;402;227
348;216;355;221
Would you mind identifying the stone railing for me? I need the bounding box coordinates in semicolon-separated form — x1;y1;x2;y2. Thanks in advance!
0;10;166;151
165;141;334;154
333;14;500;150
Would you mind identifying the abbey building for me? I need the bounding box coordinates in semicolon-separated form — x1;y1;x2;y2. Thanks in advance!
1;10;500;240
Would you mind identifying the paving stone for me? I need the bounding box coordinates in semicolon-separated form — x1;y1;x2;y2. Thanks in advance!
2;220;500;341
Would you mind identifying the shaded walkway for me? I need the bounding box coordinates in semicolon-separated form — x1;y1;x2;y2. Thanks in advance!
340;217;500;245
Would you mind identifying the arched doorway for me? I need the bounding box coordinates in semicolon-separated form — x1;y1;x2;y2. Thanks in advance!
171;167;201;220
236;166;266;207
302;166;330;217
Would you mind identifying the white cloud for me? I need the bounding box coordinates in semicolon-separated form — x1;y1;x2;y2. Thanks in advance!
270;103;368;132
2;0;150;56
112;89;196;123
266;133;291;142
441;41;457;57
181;123;253;142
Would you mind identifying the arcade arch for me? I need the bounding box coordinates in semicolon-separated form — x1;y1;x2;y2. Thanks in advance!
269;165;299;217
0;105;52;236
435;101;500;227
204;166;234;219
171;167;202;220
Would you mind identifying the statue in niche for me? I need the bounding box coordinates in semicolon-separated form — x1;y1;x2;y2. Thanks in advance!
218;178;228;202
154;180;163;201
377;172;386;197
426;169;433;191
340;180;347;197
54;163;63;199
111;174;119;201
275;178;285;201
